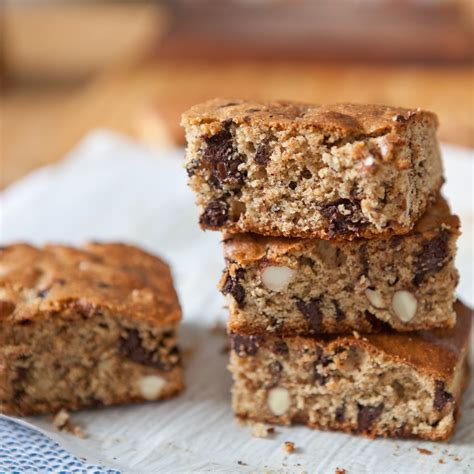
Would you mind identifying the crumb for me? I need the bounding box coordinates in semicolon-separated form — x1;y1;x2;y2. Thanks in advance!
352;331;360;340
454;457;461;462
438;459;445;464
52;409;85;438
335;469;347;474
417;448;433;455
237;460;248;466
283;441;296;454
252;422;272;438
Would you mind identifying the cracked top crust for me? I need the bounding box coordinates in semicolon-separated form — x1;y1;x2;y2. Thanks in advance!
0;242;181;327
222;195;459;265
182;98;438;140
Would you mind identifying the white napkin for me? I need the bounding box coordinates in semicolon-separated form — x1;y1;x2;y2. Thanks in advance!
1;131;473;473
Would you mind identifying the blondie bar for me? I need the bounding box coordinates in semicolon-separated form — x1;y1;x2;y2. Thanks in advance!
182;98;443;239
229;300;471;441
0;243;184;415
222;196;459;334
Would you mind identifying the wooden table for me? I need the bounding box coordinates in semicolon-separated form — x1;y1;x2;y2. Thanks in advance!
2;59;473;189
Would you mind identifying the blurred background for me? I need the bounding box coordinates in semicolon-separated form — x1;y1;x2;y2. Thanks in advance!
1;0;473;189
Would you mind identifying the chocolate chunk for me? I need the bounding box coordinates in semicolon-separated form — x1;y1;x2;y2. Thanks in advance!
433;380;454;411
364;310;392;332
186;159;200;177
255;141;270;166
302;168;312;179
333;300;346;322
202;121;246;187
230;333;262;357
273;341;289;355
413;231;450;287
119;329;178;371
199;199;229;228
221;269;246;306
268;360;283;387
313;346;332;386
291;413;310;425
37;288;49;298
393;423;408;438
315;346;332;367
313;370;328;385
288;181;297;190
0;300;16;318
13;366;28;400
296;297;323;332
88;396;104;408
390;235;403;249
359;244;369;277
268;315;282;330
393;111;416;124
320;199;366;238
357;403;384;432
335;405;345;423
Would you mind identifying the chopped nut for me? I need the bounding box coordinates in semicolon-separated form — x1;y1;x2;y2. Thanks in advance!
335;469;347;474
417;447;433;455
261;266;296;292
364;288;385;309
268;387;290;416
392;290;417;322
138;375;166;400
282;441;295;454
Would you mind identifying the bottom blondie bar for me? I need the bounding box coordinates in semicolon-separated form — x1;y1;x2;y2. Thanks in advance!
229;301;471;441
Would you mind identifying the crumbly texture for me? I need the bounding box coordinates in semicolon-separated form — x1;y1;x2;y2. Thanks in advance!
229;301;471;441
182;98;443;239
0;242;184;415
222;196;459;334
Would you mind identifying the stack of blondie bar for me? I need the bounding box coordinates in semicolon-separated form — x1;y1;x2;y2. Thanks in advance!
182;99;470;441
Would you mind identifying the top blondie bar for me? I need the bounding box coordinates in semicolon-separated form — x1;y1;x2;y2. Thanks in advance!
182;99;443;239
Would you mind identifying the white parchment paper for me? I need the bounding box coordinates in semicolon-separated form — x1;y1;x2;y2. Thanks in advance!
0;131;473;473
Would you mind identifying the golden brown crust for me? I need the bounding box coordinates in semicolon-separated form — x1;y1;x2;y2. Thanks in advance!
223;195;459;265
182;98;438;138
0;242;181;328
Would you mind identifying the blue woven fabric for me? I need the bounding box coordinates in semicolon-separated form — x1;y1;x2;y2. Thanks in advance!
0;418;120;474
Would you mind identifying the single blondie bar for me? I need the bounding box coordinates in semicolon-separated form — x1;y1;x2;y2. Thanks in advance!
0;243;184;416
229;300;471;441
221;196;459;334
182;98;443;239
